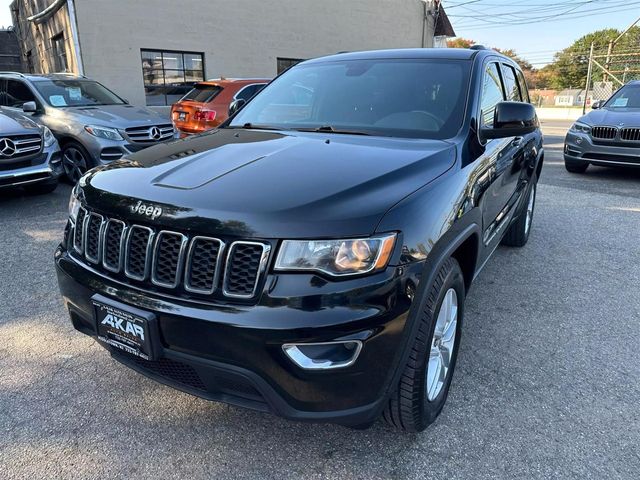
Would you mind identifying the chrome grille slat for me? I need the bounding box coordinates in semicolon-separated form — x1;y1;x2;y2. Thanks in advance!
151;231;189;289
620;127;640;142
84;213;105;264
0;134;43;158
125;124;175;143
124;226;155;281
591;126;617;140
69;207;269;300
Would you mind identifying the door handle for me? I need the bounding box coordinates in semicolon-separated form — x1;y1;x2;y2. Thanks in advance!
511;136;524;148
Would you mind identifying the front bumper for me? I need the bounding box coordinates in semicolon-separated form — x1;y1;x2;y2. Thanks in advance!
78;131;178;164
0;146;62;189
55;245;421;426
564;131;640;167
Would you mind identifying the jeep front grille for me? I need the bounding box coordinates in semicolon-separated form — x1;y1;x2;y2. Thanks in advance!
591;126;617;140
70;208;270;302
125;124;175;143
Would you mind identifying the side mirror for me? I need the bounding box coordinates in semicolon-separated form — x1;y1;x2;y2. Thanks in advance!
481;102;538;140
591;100;604;110
22;101;37;113
228;98;246;117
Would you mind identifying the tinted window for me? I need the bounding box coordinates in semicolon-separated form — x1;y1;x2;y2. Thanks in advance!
230;59;471;140
515;69;530;103
235;84;266;101
480;63;504;127
501;64;521;101
32;79;125;107
604;84;640;109
6;80;36;108
181;84;222;103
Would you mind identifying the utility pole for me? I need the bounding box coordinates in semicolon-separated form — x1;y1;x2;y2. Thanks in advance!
604;15;640;82
583;43;594;115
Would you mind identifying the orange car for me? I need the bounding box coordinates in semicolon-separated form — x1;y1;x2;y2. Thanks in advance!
171;78;270;135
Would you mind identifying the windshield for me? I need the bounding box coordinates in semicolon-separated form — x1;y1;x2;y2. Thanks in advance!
604;84;640;109
32;79;126;107
229;59;470;139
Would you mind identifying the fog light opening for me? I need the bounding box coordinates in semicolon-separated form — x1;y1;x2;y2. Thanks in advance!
282;340;363;370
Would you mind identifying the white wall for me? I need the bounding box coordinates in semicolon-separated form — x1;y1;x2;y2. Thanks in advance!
74;0;429;106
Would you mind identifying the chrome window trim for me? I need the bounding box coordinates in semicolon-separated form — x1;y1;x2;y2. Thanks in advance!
222;240;271;299
83;212;105;264
184;236;225;295
124;225;155;281
150;231;189;289
101;218;127;273
72;206;89;255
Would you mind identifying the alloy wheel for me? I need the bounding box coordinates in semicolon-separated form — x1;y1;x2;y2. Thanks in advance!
427;288;458;401
63;147;88;183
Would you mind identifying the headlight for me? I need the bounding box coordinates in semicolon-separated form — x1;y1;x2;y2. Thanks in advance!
42;126;56;147
84;124;124;141
570;122;591;134
68;184;81;223
275;233;397;276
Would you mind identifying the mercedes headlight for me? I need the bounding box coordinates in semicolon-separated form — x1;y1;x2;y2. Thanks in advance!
42;126;56;147
68;184;81;223
84;124;124;141
570;122;591;134
275;233;397;276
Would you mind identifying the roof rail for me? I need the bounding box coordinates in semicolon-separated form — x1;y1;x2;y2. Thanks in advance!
49;71;87;78
469;45;488;51
0;71;27;77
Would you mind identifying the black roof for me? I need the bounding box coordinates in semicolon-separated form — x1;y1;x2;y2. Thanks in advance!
305;48;481;65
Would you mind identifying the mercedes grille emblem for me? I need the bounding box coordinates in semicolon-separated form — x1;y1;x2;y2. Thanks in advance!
0;138;17;157
149;126;162;140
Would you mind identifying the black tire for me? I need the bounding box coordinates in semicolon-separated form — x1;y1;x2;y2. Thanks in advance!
24;179;58;195
383;257;465;432
502;176;537;247
61;141;94;184
564;156;589;173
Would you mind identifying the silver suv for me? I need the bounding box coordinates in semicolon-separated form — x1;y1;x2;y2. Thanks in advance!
0;106;61;193
0;72;176;182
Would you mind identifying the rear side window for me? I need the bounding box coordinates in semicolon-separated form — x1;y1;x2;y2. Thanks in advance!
501;64;522;101
181;85;221;103
235;83;266;101
515;69;530;103
480;63;505;127
6;80;36;108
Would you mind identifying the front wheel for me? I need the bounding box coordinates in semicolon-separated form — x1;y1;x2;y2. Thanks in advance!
383;257;465;432
62;142;93;184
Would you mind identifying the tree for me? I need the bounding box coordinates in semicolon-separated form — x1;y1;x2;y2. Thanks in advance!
446;38;475;49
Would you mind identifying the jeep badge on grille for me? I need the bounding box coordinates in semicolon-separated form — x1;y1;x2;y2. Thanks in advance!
131;201;162;220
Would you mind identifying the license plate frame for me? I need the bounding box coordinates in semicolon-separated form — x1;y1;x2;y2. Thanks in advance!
92;294;159;360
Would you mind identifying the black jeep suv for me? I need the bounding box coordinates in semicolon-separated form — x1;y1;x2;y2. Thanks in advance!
55;48;543;432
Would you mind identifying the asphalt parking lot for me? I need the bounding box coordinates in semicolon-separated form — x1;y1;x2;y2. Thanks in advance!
1;120;639;479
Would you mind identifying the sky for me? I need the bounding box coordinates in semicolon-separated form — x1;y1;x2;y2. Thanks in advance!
0;0;637;68
442;0;640;66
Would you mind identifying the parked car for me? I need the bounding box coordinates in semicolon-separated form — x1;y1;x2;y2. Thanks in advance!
0;106;61;193
55;48;543;432
565;80;640;173
0;72;176;183
171;78;269;136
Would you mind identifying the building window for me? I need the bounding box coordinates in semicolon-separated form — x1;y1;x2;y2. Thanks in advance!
52;33;68;72
141;49;205;106
277;58;304;74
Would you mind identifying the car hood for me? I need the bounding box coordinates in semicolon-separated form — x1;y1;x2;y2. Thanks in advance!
580;108;640;127
57;104;169;128
82;128;456;238
0;107;41;135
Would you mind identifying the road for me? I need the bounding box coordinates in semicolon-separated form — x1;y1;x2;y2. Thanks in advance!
1;121;639;479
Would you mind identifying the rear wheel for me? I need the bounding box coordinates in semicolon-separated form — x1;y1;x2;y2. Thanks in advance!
383;258;464;432
564;156;589;173
62;142;94;184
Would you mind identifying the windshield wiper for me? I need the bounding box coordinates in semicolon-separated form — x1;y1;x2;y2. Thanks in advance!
294;125;372;136
224;123;283;131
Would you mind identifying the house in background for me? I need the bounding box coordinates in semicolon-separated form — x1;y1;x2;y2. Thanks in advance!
9;0;455;108
0;29;24;72
555;89;589;107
